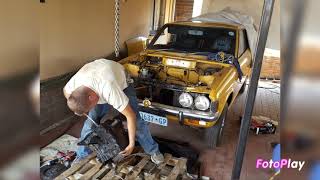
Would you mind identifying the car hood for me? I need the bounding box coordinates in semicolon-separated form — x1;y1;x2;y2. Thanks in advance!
122;51;232;91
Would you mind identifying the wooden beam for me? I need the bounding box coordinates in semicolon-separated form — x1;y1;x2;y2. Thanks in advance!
101;168;116;180
92;166;111;180
55;152;96;180
126;156;150;180
145;153;172;180
80;160;102;180
167;158;187;180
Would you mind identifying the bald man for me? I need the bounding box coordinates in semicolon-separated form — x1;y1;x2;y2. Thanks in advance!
63;59;164;164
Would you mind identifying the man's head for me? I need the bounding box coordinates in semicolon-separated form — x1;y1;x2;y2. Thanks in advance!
67;86;99;115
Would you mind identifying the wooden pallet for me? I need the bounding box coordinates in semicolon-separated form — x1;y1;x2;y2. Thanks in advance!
55;152;188;180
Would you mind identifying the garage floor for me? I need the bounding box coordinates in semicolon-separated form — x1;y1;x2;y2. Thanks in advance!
149;80;280;180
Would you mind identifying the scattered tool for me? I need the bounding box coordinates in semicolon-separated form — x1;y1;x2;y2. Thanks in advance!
40;158;61;169
40;151;76;180
250;116;278;134
56;151;76;161
56;150;76;167
77;114;123;164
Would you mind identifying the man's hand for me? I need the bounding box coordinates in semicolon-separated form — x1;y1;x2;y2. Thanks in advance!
119;144;135;156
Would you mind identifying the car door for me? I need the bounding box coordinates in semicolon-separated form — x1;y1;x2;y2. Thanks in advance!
232;29;252;96
237;29;252;77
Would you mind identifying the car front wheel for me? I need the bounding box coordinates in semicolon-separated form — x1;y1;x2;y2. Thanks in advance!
204;104;228;149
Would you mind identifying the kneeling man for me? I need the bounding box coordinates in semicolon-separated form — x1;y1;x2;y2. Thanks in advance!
63;59;164;164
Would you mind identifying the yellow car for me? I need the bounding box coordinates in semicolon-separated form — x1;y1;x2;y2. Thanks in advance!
119;20;252;148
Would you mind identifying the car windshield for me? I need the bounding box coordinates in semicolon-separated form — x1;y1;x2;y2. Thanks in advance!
149;24;237;55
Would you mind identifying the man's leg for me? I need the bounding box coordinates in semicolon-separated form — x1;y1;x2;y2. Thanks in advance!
76;104;110;159
123;85;160;155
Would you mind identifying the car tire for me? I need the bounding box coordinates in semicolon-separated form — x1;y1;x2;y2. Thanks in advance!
204;104;228;149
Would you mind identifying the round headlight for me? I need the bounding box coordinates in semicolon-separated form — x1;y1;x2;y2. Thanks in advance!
195;95;210;111
178;93;193;108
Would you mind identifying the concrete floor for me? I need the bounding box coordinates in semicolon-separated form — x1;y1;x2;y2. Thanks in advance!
149;80;280;180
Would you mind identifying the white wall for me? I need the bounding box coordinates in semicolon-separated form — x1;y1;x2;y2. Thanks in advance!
0;0;38;79
40;0;153;80
201;0;280;50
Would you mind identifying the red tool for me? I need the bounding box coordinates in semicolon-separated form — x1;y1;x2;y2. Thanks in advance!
250;116;277;134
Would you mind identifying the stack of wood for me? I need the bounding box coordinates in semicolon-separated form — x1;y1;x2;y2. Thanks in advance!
55;150;189;180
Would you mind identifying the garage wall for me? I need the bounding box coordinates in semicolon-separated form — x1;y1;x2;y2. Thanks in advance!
175;0;194;21
0;0;38;79
201;0;280;50
40;0;153;80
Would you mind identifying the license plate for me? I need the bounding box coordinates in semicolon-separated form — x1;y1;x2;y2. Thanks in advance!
139;112;168;126
166;58;191;68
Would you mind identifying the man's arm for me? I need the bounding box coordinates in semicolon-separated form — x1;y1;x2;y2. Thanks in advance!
119;104;136;156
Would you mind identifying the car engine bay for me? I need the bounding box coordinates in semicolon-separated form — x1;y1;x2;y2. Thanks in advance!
124;55;231;112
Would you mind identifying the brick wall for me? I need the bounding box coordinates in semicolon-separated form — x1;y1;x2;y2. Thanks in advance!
261;49;280;79
261;56;280;80
175;0;194;21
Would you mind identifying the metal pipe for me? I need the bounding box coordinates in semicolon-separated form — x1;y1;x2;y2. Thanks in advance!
281;0;306;124
231;0;275;179
84;113;99;127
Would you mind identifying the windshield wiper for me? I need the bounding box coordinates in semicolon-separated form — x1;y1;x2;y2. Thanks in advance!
148;48;188;53
189;51;216;55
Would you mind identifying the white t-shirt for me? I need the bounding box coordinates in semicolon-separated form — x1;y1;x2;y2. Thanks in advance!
64;59;129;112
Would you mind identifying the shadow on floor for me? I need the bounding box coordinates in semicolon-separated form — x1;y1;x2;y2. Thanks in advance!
149;81;280;180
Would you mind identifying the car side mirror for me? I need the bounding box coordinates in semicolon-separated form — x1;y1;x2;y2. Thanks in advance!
146;39;150;47
125;37;148;55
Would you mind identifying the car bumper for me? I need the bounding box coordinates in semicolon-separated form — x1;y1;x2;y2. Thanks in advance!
138;100;219;125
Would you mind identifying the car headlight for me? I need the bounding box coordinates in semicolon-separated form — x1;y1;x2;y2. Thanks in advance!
179;93;193;108
194;95;210;111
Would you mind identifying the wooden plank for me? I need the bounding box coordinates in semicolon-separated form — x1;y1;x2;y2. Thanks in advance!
78;162;95;175
166;158;187;180
101;168;116;180
92;166;111;180
80;161;102;180
145;153;173;180
125;156;150;180
157;153;173;170
55;152;96;180
115;155;136;174
55;151;187;180
166;158;179;167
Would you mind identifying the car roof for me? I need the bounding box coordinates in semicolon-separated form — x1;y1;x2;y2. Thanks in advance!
167;21;244;30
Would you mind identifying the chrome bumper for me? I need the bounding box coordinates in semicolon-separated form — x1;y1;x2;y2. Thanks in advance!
138;100;219;122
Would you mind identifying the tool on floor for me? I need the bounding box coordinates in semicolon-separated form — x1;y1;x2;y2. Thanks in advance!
40;150;76;180
77;114;123;164
40;158;61;169
250;116;277;134
56;150;76;167
40;150;76;169
40;161;68;180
